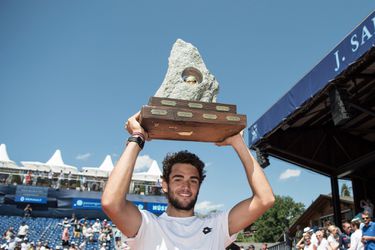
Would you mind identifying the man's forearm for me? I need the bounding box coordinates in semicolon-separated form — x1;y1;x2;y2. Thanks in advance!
102;142;141;208
232;137;274;204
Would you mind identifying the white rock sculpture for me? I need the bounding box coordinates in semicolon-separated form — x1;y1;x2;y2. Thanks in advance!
154;39;219;102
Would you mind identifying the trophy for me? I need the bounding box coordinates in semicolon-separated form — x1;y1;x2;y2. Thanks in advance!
140;39;246;142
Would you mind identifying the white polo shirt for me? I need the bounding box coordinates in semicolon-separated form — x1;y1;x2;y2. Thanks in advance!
128;210;237;250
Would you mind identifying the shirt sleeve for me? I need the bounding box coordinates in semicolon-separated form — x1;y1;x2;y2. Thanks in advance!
125;210;151;249
219;211;238;247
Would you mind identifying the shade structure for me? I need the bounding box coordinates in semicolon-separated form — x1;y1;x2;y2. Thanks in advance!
22;149;78;174
0;144;22;169
132;160;162;182
81;155;114;177
248;10;375;226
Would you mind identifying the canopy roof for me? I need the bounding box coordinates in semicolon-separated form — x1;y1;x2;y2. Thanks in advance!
248;10;375;178
0;144;21;169
21;149;78;173
81;155;114;177
133;160;162;183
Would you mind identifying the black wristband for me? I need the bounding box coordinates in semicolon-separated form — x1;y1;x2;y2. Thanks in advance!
127;136;145;150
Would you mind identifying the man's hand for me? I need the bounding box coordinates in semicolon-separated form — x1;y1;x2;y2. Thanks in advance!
215;130;244;147
125;112;148;139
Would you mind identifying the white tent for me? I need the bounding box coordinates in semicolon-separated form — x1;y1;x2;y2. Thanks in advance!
0;144;22;169
81;155;114;177
132;160;162;183
21;149;78;173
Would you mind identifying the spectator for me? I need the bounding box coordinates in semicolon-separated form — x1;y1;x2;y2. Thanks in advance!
80;175;86;191
340;221;352;250
361;211;375;250
328;225;340;250
17;222;29;240
261;243;268;250
349;218;364;250
61;226;70;248
304;227;318;246
85;224;94;242
72;219;82;239
25;171;32;185
68;241;77;250
92;219;102;234
24;204;32;218
21;237;30;250
297;233;314;250
67;172;72;189
314;230;329;250
360;200;374;219
48;170;53;187
57;170;64;190
40;241;50;250
3;227;15;241
247;245;255;250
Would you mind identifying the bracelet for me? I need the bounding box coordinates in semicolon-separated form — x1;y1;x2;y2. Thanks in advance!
127;136;145;150
132;132;145;141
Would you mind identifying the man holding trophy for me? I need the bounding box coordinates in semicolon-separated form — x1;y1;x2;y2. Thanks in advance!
101;39;274;249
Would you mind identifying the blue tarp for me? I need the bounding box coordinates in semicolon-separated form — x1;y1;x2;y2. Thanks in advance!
249;10;375;146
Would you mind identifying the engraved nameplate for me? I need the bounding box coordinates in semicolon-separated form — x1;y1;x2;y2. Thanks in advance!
226;116;241;121
203;114;218;120
216;105;230;112
161;100;177;106
177;111;193;118
151;109;168;116
188;103;203;109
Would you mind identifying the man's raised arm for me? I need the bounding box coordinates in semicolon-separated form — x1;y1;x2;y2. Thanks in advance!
101;112;146;237
216;133;275;235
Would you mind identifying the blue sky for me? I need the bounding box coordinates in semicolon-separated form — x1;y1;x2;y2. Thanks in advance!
1;1;374;213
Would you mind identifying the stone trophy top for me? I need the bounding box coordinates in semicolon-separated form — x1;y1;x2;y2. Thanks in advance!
154;39;219;103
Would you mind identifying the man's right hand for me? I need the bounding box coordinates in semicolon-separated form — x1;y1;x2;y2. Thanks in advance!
125;112;148;139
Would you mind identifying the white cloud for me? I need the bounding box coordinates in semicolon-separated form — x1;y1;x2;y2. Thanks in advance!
195;201;224;214
76;153;91;161
279;169;301;180
134;154;155;173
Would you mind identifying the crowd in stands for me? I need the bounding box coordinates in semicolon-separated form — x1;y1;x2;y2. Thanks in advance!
294;210;374;250
0;169;162;196
0;170;105;192
0;214;131;250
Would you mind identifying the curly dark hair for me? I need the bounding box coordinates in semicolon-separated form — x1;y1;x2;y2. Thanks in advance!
161;150;206;184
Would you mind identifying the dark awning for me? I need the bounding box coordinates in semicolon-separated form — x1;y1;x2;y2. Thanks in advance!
248;10;375;177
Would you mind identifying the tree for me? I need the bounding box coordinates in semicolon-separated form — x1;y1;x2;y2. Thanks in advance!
251;195;305;243
341;183;351;197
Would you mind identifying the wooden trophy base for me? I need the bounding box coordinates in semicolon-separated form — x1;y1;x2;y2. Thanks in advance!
140;97;247;142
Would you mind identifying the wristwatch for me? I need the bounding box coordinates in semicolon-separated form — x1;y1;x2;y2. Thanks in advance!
127;136;145;150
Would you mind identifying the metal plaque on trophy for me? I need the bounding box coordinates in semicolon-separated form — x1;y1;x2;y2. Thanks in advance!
139;39;247;142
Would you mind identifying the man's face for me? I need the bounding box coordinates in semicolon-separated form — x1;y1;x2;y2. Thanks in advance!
162;163;200;211
362;215;371;226
343;223;351;234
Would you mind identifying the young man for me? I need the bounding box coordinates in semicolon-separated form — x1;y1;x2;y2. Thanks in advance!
102;112;275;249
361;211;375;250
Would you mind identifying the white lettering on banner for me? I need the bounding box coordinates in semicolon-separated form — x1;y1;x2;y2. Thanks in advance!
152;205;167;212
334;15;375;72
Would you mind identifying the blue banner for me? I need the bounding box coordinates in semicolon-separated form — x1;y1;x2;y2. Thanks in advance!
15;186;48;204
72;198;102;210
15;196;47;204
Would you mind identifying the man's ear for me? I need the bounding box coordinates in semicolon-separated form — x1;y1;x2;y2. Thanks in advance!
161;179;168;193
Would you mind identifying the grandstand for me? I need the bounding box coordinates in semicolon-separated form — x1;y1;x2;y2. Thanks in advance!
0;215;118;249
0;143;167;249
0;143;167;218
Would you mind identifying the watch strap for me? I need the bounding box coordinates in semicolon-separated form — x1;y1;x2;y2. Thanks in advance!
127;136;145;150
